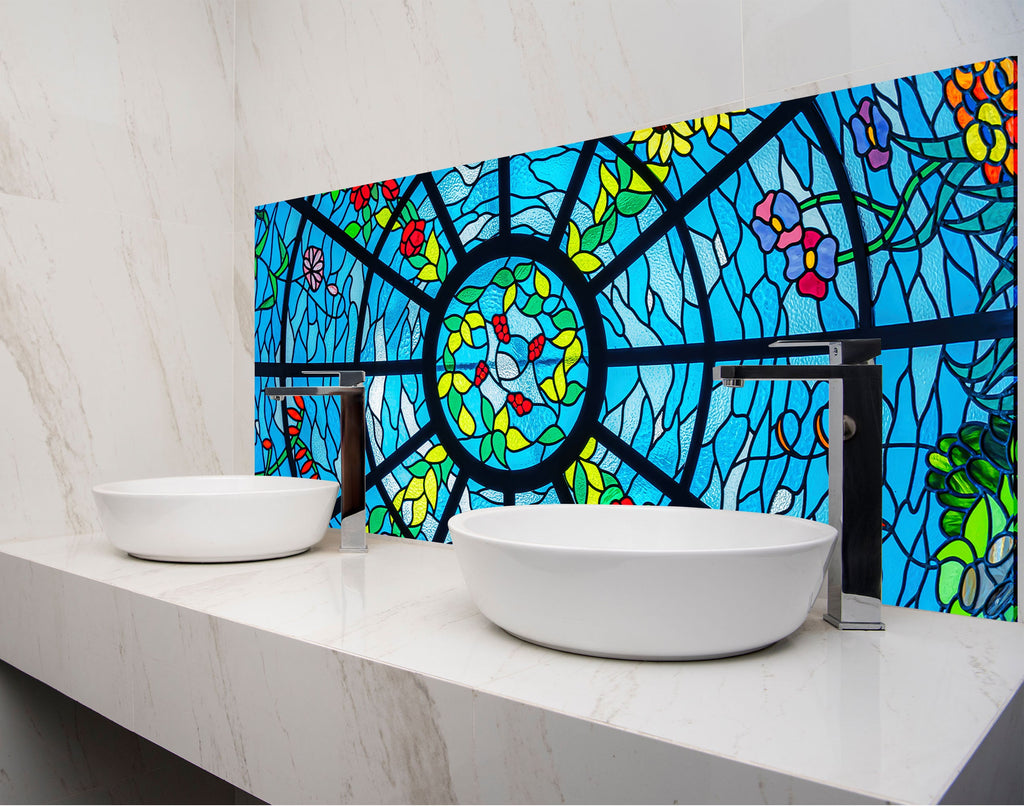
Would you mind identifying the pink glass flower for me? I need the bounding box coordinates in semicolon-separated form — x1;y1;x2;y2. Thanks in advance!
752;191;803;252
302;246;324;292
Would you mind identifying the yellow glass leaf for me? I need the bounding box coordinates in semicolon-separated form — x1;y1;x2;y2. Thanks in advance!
437;372;453;397
581;437;597;459
573;251;602;273
555;362;567;399
453;372;472;393
506;427;530;451
460;321;474;346
425;231;440;264
494;406;509;433
535;269;550;298
540;377;558;401
648;163;670;182
594;188;608;225
424;470;438;509
567;220;581;257
465;311;484;329
586;484;602;505
599;162;619;196
407;476;424;499
374;208;393;228
583;459;603;491
627;170;651;193
564;463;576;486
412;495;428;526
418;263;439;282
394;489;406;509
457;405;476;435
565;337;582;369
447;331;462;354
552;328;575;348
503;284;516;312
425;445;447;463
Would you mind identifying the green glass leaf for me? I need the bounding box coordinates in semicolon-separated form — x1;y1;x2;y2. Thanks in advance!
493;431;507;468
522;294;544;317
493;268;515;288
443;346;455;372
402;201;417;222
437;248;448;282
538;425;565;445
615;190;651;217
949;469;978;496
581;211;617;252
443;315;463;332
360;221;371;242
950;444;971;466
937;558;966;604
513;262;532;281
276;234;290;276
937;491;976;509
367;505;389;534
480;433;493;463
940;509;965;538
408;254;428;269
562;381;585;406
967;458;999;494
939;435;956;452
552;310;578;330
361;205;371;222
456;286;485;305
962;498;991;558
925;469;947;491
598;486;621;505
615;156;632;189
999;475;1017;517
960;423;983;452
945;201;1015;234
573;464;587;503
927;452;953;473
344;221;361;240
407;459;430;477
330;189;340;203
481;396;495;430
446;388;461;420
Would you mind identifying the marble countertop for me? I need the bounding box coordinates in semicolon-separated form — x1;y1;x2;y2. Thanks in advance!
0;526;1022;804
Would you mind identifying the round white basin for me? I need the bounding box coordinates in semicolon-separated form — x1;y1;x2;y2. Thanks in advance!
93;475;339;562
448;504;837;660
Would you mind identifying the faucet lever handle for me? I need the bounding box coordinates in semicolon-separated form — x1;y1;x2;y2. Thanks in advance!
768;338;881;365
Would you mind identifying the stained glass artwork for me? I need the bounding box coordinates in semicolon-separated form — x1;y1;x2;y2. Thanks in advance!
255;59;1017;620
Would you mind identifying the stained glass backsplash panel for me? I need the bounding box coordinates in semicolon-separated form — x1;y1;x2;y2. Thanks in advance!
256;59;1017;620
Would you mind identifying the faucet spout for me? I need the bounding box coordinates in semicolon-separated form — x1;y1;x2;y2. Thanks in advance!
264;370;367;553
713;338;885;631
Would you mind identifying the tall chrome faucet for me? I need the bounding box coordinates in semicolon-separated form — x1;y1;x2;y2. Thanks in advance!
265;370;367;553
712;339;884;630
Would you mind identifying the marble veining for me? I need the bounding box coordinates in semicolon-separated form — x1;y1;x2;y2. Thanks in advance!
0;529;1021;803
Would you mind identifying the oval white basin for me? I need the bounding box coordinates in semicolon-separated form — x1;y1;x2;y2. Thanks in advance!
93;476;338;562
448;504;837;661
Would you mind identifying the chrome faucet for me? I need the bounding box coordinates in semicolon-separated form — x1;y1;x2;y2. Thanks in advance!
712;339;884;630
265;370;367;553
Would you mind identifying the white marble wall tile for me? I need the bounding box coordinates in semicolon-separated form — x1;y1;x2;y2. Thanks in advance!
0;195;233;540
0;0;234;229
741;0;1024;107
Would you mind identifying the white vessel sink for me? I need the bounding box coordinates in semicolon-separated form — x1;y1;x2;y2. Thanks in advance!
448;504;837;660
93;475;338;562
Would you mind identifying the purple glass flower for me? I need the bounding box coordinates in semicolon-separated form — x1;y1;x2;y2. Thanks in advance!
850;98;892;170
783;229;838;301
751;191;803;252
302;246;324;292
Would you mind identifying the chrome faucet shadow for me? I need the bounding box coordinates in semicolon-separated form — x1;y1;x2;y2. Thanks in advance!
264;370;367;553
713;339;884;630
